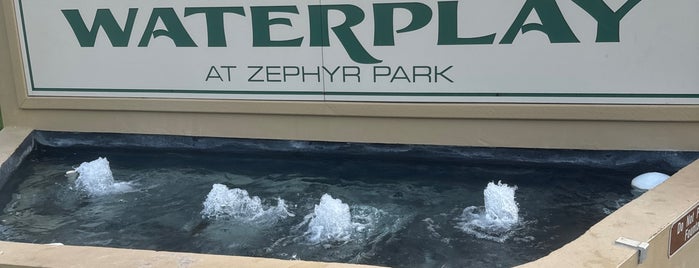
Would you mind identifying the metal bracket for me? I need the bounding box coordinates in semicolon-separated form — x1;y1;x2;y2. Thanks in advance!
615;237;650;264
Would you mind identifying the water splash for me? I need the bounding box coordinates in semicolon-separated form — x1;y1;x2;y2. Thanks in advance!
70;157;133;197
201;184;293;224
266;197;396;262
301;194;354;243
456;181;520;242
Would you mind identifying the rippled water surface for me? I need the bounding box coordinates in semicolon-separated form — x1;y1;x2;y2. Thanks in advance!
0;143;648;267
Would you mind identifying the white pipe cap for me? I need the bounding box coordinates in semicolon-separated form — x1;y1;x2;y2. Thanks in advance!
631;172;670;191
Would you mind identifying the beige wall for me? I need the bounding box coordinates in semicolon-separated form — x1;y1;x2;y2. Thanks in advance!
2;0;699;152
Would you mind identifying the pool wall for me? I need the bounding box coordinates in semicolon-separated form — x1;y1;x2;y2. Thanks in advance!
0;240;382;268
1;128;699;267
0;127;32;192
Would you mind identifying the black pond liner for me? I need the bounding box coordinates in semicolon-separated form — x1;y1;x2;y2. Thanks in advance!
0;130;697;268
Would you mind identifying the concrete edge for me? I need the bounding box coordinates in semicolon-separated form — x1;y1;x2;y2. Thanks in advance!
0;241;381;268
0;126;33;190
518;159;699;268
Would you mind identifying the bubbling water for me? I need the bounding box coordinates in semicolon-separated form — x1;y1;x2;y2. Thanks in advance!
456;181;520;242
302;194;354;243
201;184;293;224
262;194;395;262
70;157;133;197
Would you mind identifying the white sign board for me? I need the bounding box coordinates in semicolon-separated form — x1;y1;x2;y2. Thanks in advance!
14;0;699;103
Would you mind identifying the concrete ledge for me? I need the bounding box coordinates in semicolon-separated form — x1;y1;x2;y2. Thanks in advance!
0;127;32;164
0;126;33;190
519;159;699;268
0;241;382;268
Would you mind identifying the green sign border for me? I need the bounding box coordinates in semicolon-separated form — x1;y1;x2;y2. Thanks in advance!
17;0;699;100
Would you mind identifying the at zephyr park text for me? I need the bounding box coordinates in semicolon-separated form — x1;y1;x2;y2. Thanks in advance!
61;0;641;83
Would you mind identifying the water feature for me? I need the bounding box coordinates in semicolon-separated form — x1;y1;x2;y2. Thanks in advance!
456;181;520;242
300;194;354;243
1;132;697;267
201;183;292;223
69;157;133;197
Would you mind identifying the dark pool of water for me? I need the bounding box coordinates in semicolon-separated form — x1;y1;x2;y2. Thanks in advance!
0;139;681;267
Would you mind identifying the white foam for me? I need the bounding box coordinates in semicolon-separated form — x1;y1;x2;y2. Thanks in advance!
201;184;292;224
423;218;442;239
303;194;354;243
483;181;519;225
456;181;520;242
72;157;133;197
